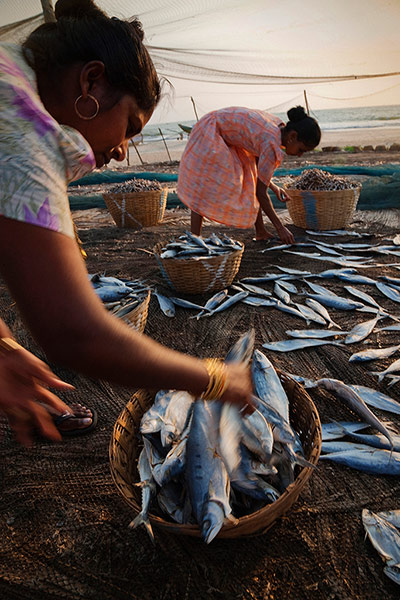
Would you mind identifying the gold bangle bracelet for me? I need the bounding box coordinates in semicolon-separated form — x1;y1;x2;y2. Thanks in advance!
201;358;228;401
0;337;22;355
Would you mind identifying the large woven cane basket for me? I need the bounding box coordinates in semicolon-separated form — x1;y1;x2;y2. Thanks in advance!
115;290;151;334
109;371;321;540
103;188;168;229
284;185;361;230
153;241;244;295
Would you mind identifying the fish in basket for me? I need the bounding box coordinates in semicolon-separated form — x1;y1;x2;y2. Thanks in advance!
90;274;151;333
153;231;245;295
283;168;362;231
103;178;168;229
109;330;321;543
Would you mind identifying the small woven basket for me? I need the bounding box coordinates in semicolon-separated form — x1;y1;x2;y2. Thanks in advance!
153;241;244;295
284;185;361;231
115;290;151;334
109;371;321;539
103;188;168;229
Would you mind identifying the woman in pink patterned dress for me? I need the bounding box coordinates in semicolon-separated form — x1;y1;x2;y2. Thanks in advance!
177;106;321;243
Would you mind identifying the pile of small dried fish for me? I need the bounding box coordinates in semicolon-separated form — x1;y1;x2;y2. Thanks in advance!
108;178;163;194
285;168;360;191
131;331;311;544
158;231;243;259
89;273;150;319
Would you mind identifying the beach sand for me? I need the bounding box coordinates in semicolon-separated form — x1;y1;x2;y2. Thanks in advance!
113;126;400;169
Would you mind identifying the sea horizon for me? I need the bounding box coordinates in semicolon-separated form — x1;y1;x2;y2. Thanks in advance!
141;104;400;144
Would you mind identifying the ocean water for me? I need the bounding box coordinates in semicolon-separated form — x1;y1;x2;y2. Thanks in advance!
141;104;400;143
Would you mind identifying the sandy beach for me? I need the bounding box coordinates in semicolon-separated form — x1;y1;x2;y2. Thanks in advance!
113;126;400;169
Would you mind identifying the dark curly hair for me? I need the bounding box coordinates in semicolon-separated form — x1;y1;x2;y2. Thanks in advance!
23;0;161;113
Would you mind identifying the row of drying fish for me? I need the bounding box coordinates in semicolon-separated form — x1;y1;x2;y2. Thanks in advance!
158;231;243;259
89;273;150;319
131;331;311;544
362;509;400;586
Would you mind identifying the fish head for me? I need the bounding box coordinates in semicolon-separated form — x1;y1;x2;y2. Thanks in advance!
202;502;225;544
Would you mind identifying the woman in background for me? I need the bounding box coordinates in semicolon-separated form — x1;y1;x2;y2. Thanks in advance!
177;106;321;242
0;0;253;446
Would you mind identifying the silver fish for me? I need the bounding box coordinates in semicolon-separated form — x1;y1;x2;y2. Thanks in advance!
380;275;400;286
305;297;341;329
160;390;194;448
251;349;289;421
129;447;156;542
377;324;400;332
304;280;339;296
321;421;369;441
294;303;328;325
286;329;344;339
193;289;228;320
349;345;400;362
274;282;291;304
278;280;298;294
239;282;272;298
376;281;400;304
362;509;400;565
241;296;277;307
349;385;400;416
344;314;384;344
154;290;175;317
337;273;377;285
306;293;364;311
275;266;312;276
384;564;400;586
170;297;206;311
344;286;383;310
140;389;172;435
262;339;341;352
157;481;186;524
204;291;248;316
273;301;311;322
186;400;234;544
319;448;400;475
316;267;357;278
315;379;394;447
376;510;400;529
369;358;400;382
153;436;188;487
334;425;400;452
321;440;374;453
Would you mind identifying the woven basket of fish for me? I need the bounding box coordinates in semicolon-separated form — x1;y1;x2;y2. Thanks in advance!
109;339;321;542
283;168;361;231
153;232;244;295
90;274;151;333
109;289;151;333
103;179;168;229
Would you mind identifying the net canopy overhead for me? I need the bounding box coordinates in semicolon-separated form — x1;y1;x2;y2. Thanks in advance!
1;0;399;82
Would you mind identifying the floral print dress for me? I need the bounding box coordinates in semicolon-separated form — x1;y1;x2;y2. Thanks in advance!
0;43;95;239
177;107;284;228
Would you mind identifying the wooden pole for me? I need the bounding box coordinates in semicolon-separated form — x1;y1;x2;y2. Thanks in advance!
40;0;56;23
159;128;172;162
190;96;199;121
304;90;310;115
132;142;145;165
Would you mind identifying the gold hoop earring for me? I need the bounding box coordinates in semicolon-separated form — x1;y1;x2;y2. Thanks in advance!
74;94;99;120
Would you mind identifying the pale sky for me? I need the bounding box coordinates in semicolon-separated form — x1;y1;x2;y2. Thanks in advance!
1;0;399;123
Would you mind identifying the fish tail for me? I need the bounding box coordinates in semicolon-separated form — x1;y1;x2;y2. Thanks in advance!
129;512;155;543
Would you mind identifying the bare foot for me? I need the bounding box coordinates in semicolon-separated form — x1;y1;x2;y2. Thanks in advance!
53;402;97;435
253;231;275;242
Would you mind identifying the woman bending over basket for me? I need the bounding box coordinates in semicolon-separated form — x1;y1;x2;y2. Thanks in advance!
177;106;321;243
0;0;253;446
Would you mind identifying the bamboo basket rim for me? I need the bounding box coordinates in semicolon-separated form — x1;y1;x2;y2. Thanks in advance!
153;239;245;261
283;184;362;194
109;370;322;539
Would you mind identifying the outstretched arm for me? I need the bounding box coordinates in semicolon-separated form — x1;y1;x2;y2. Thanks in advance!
256;179;295;244
0;216;253;413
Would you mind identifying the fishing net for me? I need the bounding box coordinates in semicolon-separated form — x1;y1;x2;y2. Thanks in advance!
0;212;399;599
